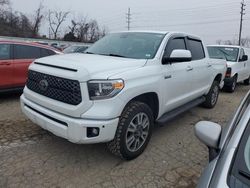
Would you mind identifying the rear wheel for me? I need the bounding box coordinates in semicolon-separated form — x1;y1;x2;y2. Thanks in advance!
244;76;250;85
202;81;219;109
107;101;154;160
227;76;237;93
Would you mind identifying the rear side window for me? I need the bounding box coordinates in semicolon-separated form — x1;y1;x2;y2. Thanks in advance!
40;48;56;57
0;44;11;60
165;38;186;57
187;39;205;60
14;44;40;59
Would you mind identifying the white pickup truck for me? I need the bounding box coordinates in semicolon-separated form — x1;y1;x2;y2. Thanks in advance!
207;45;250;92
21;31;226;160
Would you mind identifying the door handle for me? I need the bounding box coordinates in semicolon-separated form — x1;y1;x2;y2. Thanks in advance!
0;62;11;65
207;64;212;68
186;66;193;71
164;75;172;79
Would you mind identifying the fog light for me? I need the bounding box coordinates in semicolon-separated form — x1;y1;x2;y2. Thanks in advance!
87;127;100;138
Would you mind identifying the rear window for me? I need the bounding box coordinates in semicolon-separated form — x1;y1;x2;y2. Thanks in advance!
0;44;11;60
14;44;40;59
187;39;205;60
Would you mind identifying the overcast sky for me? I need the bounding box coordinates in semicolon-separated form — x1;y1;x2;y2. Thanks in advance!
10;0;250;44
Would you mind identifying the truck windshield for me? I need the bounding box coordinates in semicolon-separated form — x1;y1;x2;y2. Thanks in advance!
85;32;165;59
207;46;239;62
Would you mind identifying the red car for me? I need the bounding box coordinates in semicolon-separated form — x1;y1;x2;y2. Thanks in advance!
0;41;62;92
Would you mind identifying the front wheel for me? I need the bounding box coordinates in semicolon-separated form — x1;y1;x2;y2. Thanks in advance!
107;101;154;160
202;81;219;109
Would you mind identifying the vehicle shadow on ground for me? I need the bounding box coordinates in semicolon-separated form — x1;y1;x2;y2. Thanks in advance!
0;91;22;100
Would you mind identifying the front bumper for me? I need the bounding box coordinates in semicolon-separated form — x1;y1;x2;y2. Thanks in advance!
20;95;119;144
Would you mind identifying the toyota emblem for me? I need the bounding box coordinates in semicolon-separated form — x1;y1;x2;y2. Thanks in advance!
39;79;49;91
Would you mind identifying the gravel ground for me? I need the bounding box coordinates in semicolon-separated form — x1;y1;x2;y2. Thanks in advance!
0;85;249;188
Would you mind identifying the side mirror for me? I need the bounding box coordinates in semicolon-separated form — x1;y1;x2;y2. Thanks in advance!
162;49;192;64
194;121;222;149
240;55;248;62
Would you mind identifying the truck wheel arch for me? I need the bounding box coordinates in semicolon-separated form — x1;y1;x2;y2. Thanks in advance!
214;74;222;83
123;92;159;120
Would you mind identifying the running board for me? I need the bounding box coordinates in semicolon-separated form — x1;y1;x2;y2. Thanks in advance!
156;97;205;125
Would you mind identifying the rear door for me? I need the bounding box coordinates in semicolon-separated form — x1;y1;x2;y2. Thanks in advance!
12;44;40;87
186;38;210;98
0;43;13;89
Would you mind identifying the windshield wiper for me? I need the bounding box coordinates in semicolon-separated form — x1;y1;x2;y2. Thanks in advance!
85;51;94;54
107;54;127;58
239;170;250;180
217;49;232;61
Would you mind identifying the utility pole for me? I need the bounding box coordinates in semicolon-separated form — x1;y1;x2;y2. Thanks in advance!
239;0;246;46
126;7;131;30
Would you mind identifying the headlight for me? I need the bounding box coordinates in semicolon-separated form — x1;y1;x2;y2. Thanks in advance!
87;79;124;100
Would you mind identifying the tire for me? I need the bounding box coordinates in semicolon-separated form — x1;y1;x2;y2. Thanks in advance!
226;76;237;93
107;101;154;160
202;81;219;109
244;76;250;85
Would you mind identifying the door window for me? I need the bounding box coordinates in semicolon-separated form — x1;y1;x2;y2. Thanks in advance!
0;44;11;60
165;38;186;57
14;44;40;59
187;39;205;60
229;121;250;187
239;49;245;61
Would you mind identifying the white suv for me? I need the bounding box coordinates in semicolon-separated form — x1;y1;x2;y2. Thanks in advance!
21;31;226;159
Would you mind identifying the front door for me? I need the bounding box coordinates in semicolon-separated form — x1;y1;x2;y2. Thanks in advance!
162;36;193;112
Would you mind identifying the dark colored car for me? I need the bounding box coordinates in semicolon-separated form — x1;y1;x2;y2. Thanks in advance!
0;40;62;92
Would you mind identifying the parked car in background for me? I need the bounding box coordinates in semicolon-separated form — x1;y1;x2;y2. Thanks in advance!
207;45;250;92
0;40;62;92
63;44;90;54
195;90;250;188
21;31;226;160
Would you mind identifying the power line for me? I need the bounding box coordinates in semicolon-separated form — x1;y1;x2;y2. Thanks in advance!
131;18;250;29
126;7;131;31
239;0;246;45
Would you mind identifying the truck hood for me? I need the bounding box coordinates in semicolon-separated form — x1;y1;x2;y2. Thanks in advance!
33;53;147;81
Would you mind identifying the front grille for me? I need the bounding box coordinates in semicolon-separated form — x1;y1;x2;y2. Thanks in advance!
26;70;82;105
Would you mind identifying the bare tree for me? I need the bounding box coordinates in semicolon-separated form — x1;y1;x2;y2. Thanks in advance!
216;39;222;45
240;37;250;47
48;10;70;39
76;17;89;42
216;37;250;47
0;0;9;6
31;2;44;37
69;20;78;35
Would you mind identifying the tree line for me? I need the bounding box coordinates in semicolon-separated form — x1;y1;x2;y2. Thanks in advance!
0;0;106;43
216;38;250;47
